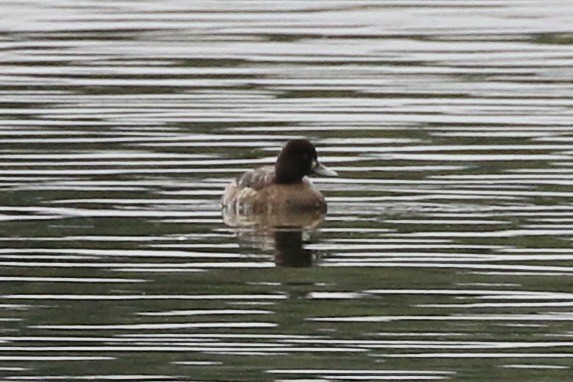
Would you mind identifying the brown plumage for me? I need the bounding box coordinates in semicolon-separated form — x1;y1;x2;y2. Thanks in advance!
222;140;337;213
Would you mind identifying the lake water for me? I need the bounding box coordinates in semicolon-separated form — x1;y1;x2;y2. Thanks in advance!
1;0;573;380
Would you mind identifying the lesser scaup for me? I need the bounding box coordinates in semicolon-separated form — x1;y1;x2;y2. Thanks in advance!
222;139;337;213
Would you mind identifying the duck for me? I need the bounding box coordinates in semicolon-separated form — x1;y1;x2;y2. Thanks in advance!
222;139;337;213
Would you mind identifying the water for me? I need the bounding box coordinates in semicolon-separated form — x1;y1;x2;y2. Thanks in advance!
1;0;573;380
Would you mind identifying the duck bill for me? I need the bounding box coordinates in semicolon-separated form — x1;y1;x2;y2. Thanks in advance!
312;161;338;177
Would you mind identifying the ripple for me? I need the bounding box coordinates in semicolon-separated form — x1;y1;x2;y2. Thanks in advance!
1;0;572;380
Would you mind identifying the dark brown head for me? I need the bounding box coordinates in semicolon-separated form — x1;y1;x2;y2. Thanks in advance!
274;140;337;184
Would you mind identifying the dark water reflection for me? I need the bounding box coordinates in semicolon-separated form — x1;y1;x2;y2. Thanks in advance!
273;230;314;267
1;0;573;381
222;207;324;267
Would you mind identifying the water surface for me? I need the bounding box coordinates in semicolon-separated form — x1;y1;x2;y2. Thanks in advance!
1;0;573;381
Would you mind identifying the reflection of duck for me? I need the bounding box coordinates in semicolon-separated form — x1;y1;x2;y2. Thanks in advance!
222;197;326;268
222;207;325;230
274;229;313;268
222;140;337;213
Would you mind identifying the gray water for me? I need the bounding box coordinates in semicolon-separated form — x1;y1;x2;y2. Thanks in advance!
1;0;573;380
